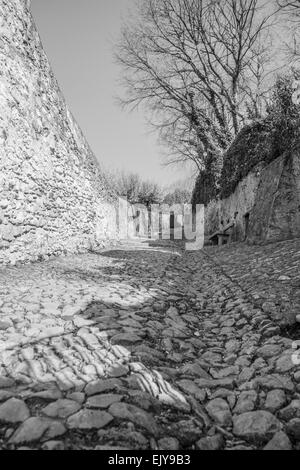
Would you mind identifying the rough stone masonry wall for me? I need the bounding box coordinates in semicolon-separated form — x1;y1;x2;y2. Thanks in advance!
0;0;120;265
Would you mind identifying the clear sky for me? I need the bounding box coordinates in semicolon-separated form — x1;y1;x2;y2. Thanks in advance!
30;0;190;186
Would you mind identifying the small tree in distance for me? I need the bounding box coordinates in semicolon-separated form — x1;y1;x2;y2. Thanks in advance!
107;170;163;206
163;189;192;205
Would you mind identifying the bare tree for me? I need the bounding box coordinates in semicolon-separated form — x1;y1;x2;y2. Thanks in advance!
108;170;163;205
117;0;276;171
277;0;300;60
277;0;300;13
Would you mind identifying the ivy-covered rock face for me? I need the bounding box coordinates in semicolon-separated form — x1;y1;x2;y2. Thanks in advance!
192;121;276;206
220;121;275;200
192;152;224;206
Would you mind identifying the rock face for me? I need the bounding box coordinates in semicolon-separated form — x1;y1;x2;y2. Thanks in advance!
0;0;120;265
205;152;300;245
248;153;300;244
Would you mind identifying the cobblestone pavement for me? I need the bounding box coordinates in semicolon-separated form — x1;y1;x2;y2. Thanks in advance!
0;239;300;450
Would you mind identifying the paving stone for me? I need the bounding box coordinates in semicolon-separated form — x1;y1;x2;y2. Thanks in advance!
0;398;30;423
235;356;251;367
108;365;129;378
9;418;66;444
229;445;253;450
73;317;95;328
0;391;14;402
206;399;232;427
264;390;286;413
67;392;85;404
85;379;123;396
67;410;114;430
257;345;282;359
168;419;203;446
286;418;300;440
255;375;295;392
264;432;292;450
196;434;224;450
275;354;296;373
202;351;223;364
0;321;12;331
278;400;300;421
225;340;240;354
177;380;206;402
233;411;281;443
109;402;158;436
42;399;81;419
234;391;257;414
211;366;239;379
42;441;65;451
127;390;156;412
95;445;130;450
196;378;235;390
237;367;255;384
181;363;211;379
111;333;142;345
0;377;15;388
158;437;180;450
224;354;237;365
0;239;300;450
86;394;123;409
121;431;149;448
30;389;63;401
294;371;300;383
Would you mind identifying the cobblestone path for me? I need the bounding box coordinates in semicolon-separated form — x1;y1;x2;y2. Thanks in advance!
0;239;300;450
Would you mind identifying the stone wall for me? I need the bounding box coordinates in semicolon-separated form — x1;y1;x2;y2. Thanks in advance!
0;0;121;265
249;152;300;244
205;165;262;241
247;156;286;244
205;151;300;245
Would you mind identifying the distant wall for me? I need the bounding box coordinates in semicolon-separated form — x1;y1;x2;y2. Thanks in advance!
0;0;120;265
